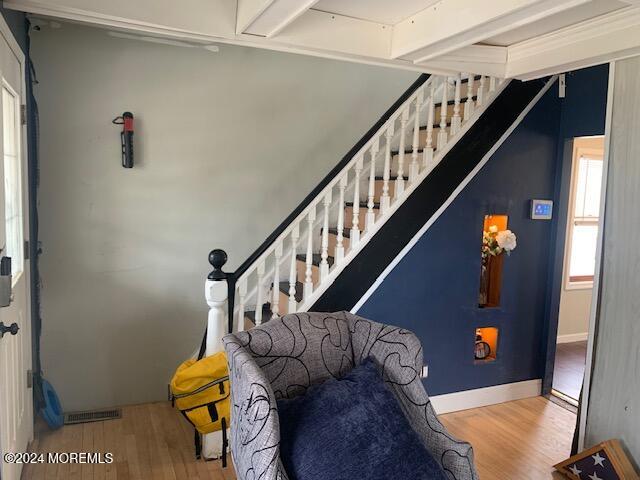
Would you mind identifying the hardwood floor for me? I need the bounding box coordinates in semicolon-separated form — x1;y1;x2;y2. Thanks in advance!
22;402;234;480
24;397;575;479
552;340;587;400
441;396;576;479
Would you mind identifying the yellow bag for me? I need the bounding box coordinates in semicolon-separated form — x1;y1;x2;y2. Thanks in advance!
171;351;230;436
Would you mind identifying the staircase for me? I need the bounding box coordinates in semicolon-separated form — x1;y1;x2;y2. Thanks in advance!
209;73;513;332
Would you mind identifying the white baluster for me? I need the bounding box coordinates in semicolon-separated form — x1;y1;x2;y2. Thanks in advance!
255;259;265;326
395;109;408;199
288;224;299;314
237;278;247;332
381;124;394;214
366;141;378;232
304;208;315;300
320;192;332;281
423;80;435;168
271;242;282;319
477;75;486;107
409;91;423;184
451;73;462;135
336;175;347;262
464;73;475;121
489;76;496;94
437;77;449;149
352;155;363;242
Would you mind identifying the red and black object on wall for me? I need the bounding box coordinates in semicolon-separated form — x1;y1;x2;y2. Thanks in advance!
112;112;134;168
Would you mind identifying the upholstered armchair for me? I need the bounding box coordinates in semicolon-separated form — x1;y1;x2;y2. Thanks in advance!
222;311;478;480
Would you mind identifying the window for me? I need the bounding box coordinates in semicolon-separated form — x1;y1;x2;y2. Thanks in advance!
2;85;23;280
566;138;604;287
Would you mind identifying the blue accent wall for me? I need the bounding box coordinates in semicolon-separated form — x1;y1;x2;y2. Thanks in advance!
359;87;561;395
359;67;608;396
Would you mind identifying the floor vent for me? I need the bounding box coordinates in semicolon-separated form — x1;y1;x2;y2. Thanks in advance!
64;408;121;425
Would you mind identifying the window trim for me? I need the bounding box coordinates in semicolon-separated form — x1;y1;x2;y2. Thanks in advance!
563;141;604;291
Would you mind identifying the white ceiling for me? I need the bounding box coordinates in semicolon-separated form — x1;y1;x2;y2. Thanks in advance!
485;0;627;46
313;0;437;25
6;0;640;80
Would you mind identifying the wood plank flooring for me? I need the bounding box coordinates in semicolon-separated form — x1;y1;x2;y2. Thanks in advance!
441;396;576;479
24;397;575;479
552;340;587;400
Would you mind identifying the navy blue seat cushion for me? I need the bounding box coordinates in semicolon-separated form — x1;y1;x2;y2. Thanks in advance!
276;358;447;480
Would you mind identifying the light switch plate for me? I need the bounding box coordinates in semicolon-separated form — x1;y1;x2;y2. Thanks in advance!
422;365;429;378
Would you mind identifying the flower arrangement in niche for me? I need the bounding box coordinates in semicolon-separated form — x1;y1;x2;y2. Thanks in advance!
479;224;517;307
481;225;517;260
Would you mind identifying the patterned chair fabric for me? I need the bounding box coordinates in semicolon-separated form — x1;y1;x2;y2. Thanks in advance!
222;311;478;480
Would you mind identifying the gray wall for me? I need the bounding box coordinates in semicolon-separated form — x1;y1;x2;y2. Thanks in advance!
585;56;640;462
31;23;417;410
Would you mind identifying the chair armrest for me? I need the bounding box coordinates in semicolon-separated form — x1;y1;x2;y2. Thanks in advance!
346;313;478;480
223;333;289;480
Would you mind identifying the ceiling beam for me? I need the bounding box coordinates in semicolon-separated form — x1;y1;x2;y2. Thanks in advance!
236;0;274;34
391;0;591;62
507;6;640;80
242;0;320;37
417;45;508;77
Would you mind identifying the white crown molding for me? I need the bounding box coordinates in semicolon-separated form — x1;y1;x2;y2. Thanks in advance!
507;6;640;79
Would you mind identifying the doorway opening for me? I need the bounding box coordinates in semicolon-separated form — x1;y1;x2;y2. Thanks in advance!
552;135;605;405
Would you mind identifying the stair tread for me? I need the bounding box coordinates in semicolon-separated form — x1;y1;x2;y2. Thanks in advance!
245;304;272;323
374;175;408;180
328;226;360;238
419;121;452;131
345;201;380;209
296;253;335;266
392;148;424;155
433;94;477;109
277;280;304;302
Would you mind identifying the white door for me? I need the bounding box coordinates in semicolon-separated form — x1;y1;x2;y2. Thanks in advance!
0;18;33;480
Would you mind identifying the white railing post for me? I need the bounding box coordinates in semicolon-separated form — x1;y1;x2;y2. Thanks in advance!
489;76;496;94
320;192;332;281
438;77;449;149
452;73;462;135
255;259;265;325
351;155;363;243
477;75;486;107
409;90;423;184
396;109;409;199
237;278;247;332
381;124;394;214
271;242;282;319
366;141;379;232
336;175;347;262
423;80;435;168
304;207;316;300
203;249;229;460
464;73;475;121
288;225;299;314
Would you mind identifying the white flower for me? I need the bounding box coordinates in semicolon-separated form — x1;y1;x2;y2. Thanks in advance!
495;230;517;251
488;225;499;233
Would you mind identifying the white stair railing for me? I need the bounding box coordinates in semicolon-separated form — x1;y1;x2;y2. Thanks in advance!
206;73;509;335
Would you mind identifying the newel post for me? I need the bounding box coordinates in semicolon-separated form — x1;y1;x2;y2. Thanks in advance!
202;249;230;460
205;249;230;356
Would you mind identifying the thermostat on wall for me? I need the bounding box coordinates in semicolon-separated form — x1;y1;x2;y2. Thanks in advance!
531;199;553;220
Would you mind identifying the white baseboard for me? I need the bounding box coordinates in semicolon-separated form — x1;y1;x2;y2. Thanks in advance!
556;332;588;344
430;379;542;414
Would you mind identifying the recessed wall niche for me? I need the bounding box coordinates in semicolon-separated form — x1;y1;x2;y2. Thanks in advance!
478;215;508;308
475;327;499;362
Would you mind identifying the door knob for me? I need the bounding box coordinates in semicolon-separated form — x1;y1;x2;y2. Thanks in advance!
0;322;18;338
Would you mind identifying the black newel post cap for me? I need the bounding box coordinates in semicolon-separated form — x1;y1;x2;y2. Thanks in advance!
208;249;228;280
